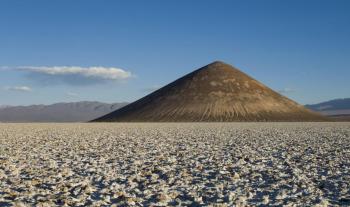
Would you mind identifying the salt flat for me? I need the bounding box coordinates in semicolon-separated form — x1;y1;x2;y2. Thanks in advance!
0;123;349;206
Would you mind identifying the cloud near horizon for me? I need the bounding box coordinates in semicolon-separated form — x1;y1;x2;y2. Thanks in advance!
5;86;32;92
66;92;79;97
142;85;162;93
4;66;133;86
278;88;295;94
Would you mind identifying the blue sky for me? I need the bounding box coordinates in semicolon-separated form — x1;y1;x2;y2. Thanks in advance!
0;0;349;105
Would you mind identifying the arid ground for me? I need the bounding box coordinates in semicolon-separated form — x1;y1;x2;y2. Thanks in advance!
0;123;349;206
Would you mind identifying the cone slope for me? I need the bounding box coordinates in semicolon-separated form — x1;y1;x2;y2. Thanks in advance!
93;61;326;122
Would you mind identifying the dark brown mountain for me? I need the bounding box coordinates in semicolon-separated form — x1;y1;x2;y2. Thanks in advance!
93;61;327;122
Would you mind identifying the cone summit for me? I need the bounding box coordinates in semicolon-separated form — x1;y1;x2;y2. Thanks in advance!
93;61;326;122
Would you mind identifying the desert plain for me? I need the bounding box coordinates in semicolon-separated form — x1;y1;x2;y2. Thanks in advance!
0;123;349;206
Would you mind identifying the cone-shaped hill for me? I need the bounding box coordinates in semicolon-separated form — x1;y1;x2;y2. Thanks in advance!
92;61;327;122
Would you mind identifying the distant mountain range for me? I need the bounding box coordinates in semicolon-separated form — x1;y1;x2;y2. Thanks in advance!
0;102;127;122
305;98;350;121
0;98;349;122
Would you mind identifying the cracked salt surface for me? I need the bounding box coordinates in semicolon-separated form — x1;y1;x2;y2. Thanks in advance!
0;123;349;206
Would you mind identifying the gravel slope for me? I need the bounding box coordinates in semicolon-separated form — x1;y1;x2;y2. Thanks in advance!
0;123;349;206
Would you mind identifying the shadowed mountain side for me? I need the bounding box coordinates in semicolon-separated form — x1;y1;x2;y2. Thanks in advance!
0;102;127;122
92;61;326;122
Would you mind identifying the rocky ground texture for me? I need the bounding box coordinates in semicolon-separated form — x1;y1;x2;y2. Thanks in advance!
0;123;349;206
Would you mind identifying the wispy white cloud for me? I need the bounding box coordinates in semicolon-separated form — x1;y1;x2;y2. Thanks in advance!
278;88;295;94
2;66;133;85
5;86;32;92
142;85;162;93
17;66;132;80
66;92;79;97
